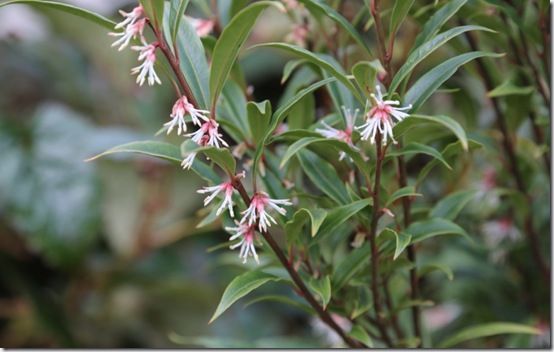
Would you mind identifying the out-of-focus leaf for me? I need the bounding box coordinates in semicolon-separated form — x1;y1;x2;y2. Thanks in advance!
488;80;534;97
297;149;350;205
348;325;373;347
281;59;307;84
413;0;467;48
387;142;452;169
400;114;469;150
219;80;249;142
0;0;115;29
298;0;372;55
209;1;283;110
390;25;494;93
380;228;412;260
407;218;472;244
209;271;281;323
405;52;504;111
243;295;314;314
389;0;415;37
87;140;181;163
439;323;541;348
285;208;327;240
316;199;372;241
332;243;371;291
430;190;477;220
419;263;454;281
385;186;422;207
352;60;380;99
170;0;190;44
308;275;331;308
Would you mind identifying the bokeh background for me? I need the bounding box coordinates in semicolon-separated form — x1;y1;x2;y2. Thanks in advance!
0;0;550;348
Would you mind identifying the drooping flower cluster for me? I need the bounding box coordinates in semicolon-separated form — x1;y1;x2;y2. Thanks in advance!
316;106;359;160
356;85;411;145
109;5;161;86
240;192;292;233
226;223;259;264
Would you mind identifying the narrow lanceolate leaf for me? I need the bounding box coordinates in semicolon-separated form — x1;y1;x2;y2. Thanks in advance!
332;243;371;291
308;275;331;308
348;325;374;347
439;323;540;348
389;25;494;93
389;0;415;38
209;271;281;323
419;263;454;281
209;1;284;110
487;79;534;97
388;142;451;169
407;218;472;244
176;16;211;109
0;0;115;29
405;114;469;151
170;0;190;44
430;190;477;220
405;52;504;112
298;0;372;55
385;186;422;207
297;150;351;205
285;208;327;239
86;141;182;163
413;0;467;49
316;199;372;241
247;100;271;145
251;43;363;103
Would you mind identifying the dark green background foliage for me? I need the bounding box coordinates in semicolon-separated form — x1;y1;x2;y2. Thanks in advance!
0;0;550;348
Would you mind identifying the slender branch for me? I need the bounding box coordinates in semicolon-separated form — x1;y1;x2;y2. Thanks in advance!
370;0;392;85
462;28;550;282
368;135;393;347
231;179;362;348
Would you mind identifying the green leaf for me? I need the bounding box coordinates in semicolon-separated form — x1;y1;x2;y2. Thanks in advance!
413;0;467;49
316;199;372;241
209;271;281;323
170;0;190;44
298;0;372;55
380;228;412;260
488;79;534;97
405;52;504;111
332;243;371;291
429;190;477;220
389;0;415;37
352;60;380;99
219;80;249;141
86;140;182;163
182;140;236;174
439;323;541;348
390;25;494;93
419;263;454;281
209;1;283;110
247;100;272;145
285;208;327;240
407;218;472;244
297;150;350;205
348;325;373;347
404;114;469;151
385;186;422;207
0;0;115;29
388;142;451;169
308;275;331;308
175;16;211;109
252;43;363;103
243;295;314;314
281;59;307;84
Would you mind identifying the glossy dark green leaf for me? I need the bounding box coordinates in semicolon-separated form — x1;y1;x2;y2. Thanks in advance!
388;142;451;169
413;0;467;48
380;228;412;260
352;60;380;99
430;190;477;220
407;218;472;244
332;243;371;291
209;271;281;323
308;275;331;308
389;0;415;37
405;114;469;150
349;325;374;347
405;52;504;111
247;100;272;145
209;1;283;110
385;186;422;207
316;199;372;241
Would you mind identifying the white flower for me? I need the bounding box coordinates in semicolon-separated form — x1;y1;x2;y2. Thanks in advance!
240;192;292;233
165;96;209;135
316;106;359;160
187;119;228;148
114;5;144;30
356;85;411;145
181;152;196;170
109;17;147;51
197;181;236;217
130;43;161;86
226;223;259;264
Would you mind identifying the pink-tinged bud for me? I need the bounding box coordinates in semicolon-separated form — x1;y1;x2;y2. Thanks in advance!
165;96;209;135
197;180;237;217
226;223;260;264
188;17;215;37
130;43;161;86
240;192;292;233
186;119;228;149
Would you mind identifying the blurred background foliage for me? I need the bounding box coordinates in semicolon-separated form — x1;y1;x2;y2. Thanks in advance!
0;0;550;348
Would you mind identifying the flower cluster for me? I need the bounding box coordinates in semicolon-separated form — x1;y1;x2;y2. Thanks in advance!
316;106;359;160
109;5;161;86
